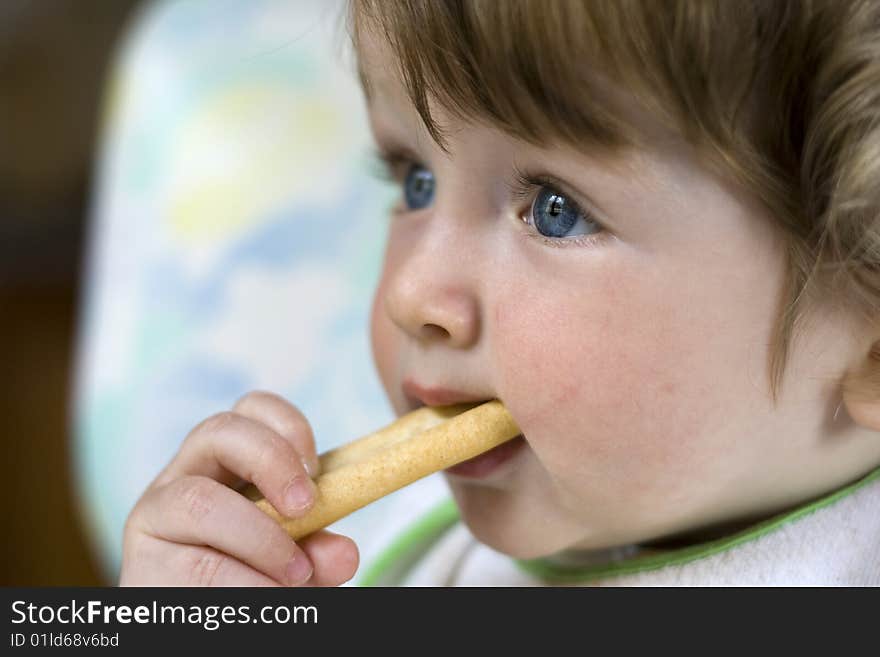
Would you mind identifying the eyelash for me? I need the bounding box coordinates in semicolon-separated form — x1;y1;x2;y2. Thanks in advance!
367;146;423;217
506;167;607;249
366;146;607;248
367;146;415;185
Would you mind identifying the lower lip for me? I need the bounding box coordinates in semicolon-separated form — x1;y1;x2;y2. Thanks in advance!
444;434;526;478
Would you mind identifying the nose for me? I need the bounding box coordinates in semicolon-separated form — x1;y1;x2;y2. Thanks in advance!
382;240;482;349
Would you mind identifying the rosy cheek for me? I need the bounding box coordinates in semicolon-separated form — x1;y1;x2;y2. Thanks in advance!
492;273;715;496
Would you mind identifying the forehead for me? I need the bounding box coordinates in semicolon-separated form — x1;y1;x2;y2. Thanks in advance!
355;24;473;157
355;32;432;147
353;24;406;110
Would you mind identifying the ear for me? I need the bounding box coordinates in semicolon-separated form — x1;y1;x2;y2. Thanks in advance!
841;345;880;430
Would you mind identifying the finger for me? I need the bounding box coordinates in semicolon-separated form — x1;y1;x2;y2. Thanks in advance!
298;530;359;587
232;390;320;478
132;475;314;586
154;411;316;518
122;534;282;587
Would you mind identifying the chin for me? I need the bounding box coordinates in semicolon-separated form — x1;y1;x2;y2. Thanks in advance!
450;487;578;560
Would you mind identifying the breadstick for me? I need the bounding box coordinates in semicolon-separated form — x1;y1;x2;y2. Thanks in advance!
240;400;519;540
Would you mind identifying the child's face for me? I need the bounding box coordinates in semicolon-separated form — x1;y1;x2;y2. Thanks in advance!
361;33;874;558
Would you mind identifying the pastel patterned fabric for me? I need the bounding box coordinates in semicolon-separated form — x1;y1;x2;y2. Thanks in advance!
73;0;402;582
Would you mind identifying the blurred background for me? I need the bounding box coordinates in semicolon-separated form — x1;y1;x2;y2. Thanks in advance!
1;0;143;585
1;0;423;587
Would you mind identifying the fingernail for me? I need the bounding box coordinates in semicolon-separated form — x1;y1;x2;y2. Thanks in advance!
283;476;315;515
286;552;313;586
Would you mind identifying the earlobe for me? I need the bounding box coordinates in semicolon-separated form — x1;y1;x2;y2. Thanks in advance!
841;346;880;430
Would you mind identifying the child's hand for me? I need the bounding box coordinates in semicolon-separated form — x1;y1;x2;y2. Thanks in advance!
119;391;359;586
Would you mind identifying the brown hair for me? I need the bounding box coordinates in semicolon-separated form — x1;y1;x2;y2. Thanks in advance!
348;0;880;400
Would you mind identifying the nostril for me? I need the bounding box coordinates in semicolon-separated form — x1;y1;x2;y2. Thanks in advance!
420;323;450;341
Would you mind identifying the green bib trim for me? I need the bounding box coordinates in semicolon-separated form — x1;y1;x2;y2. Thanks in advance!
359;465;880;586
358;498;459;587
517;465;880;583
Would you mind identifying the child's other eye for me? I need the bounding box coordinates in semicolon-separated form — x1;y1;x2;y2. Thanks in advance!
527;186;601;239
366;146;435;212
403;163;435;210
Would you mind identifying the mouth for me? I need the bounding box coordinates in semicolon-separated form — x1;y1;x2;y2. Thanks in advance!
401;378;526;479
401;379;495;410
443;433;526;478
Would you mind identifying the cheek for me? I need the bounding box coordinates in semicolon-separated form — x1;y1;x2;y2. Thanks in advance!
492;264;735;500
369;260;400;404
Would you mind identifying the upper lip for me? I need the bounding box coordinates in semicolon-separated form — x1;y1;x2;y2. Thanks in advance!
402;379;494;410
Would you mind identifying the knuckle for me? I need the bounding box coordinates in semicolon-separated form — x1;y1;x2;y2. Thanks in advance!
188;550;228;587
175;477;216;525
279;413;314;445
250;432;296;483
197;411;237;436
234;391;312;442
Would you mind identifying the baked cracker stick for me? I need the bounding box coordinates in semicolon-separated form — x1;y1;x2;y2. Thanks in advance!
240;400;519;540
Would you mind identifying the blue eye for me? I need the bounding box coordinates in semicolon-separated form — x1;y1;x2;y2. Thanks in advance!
530;186;600;239
403;163;435;210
